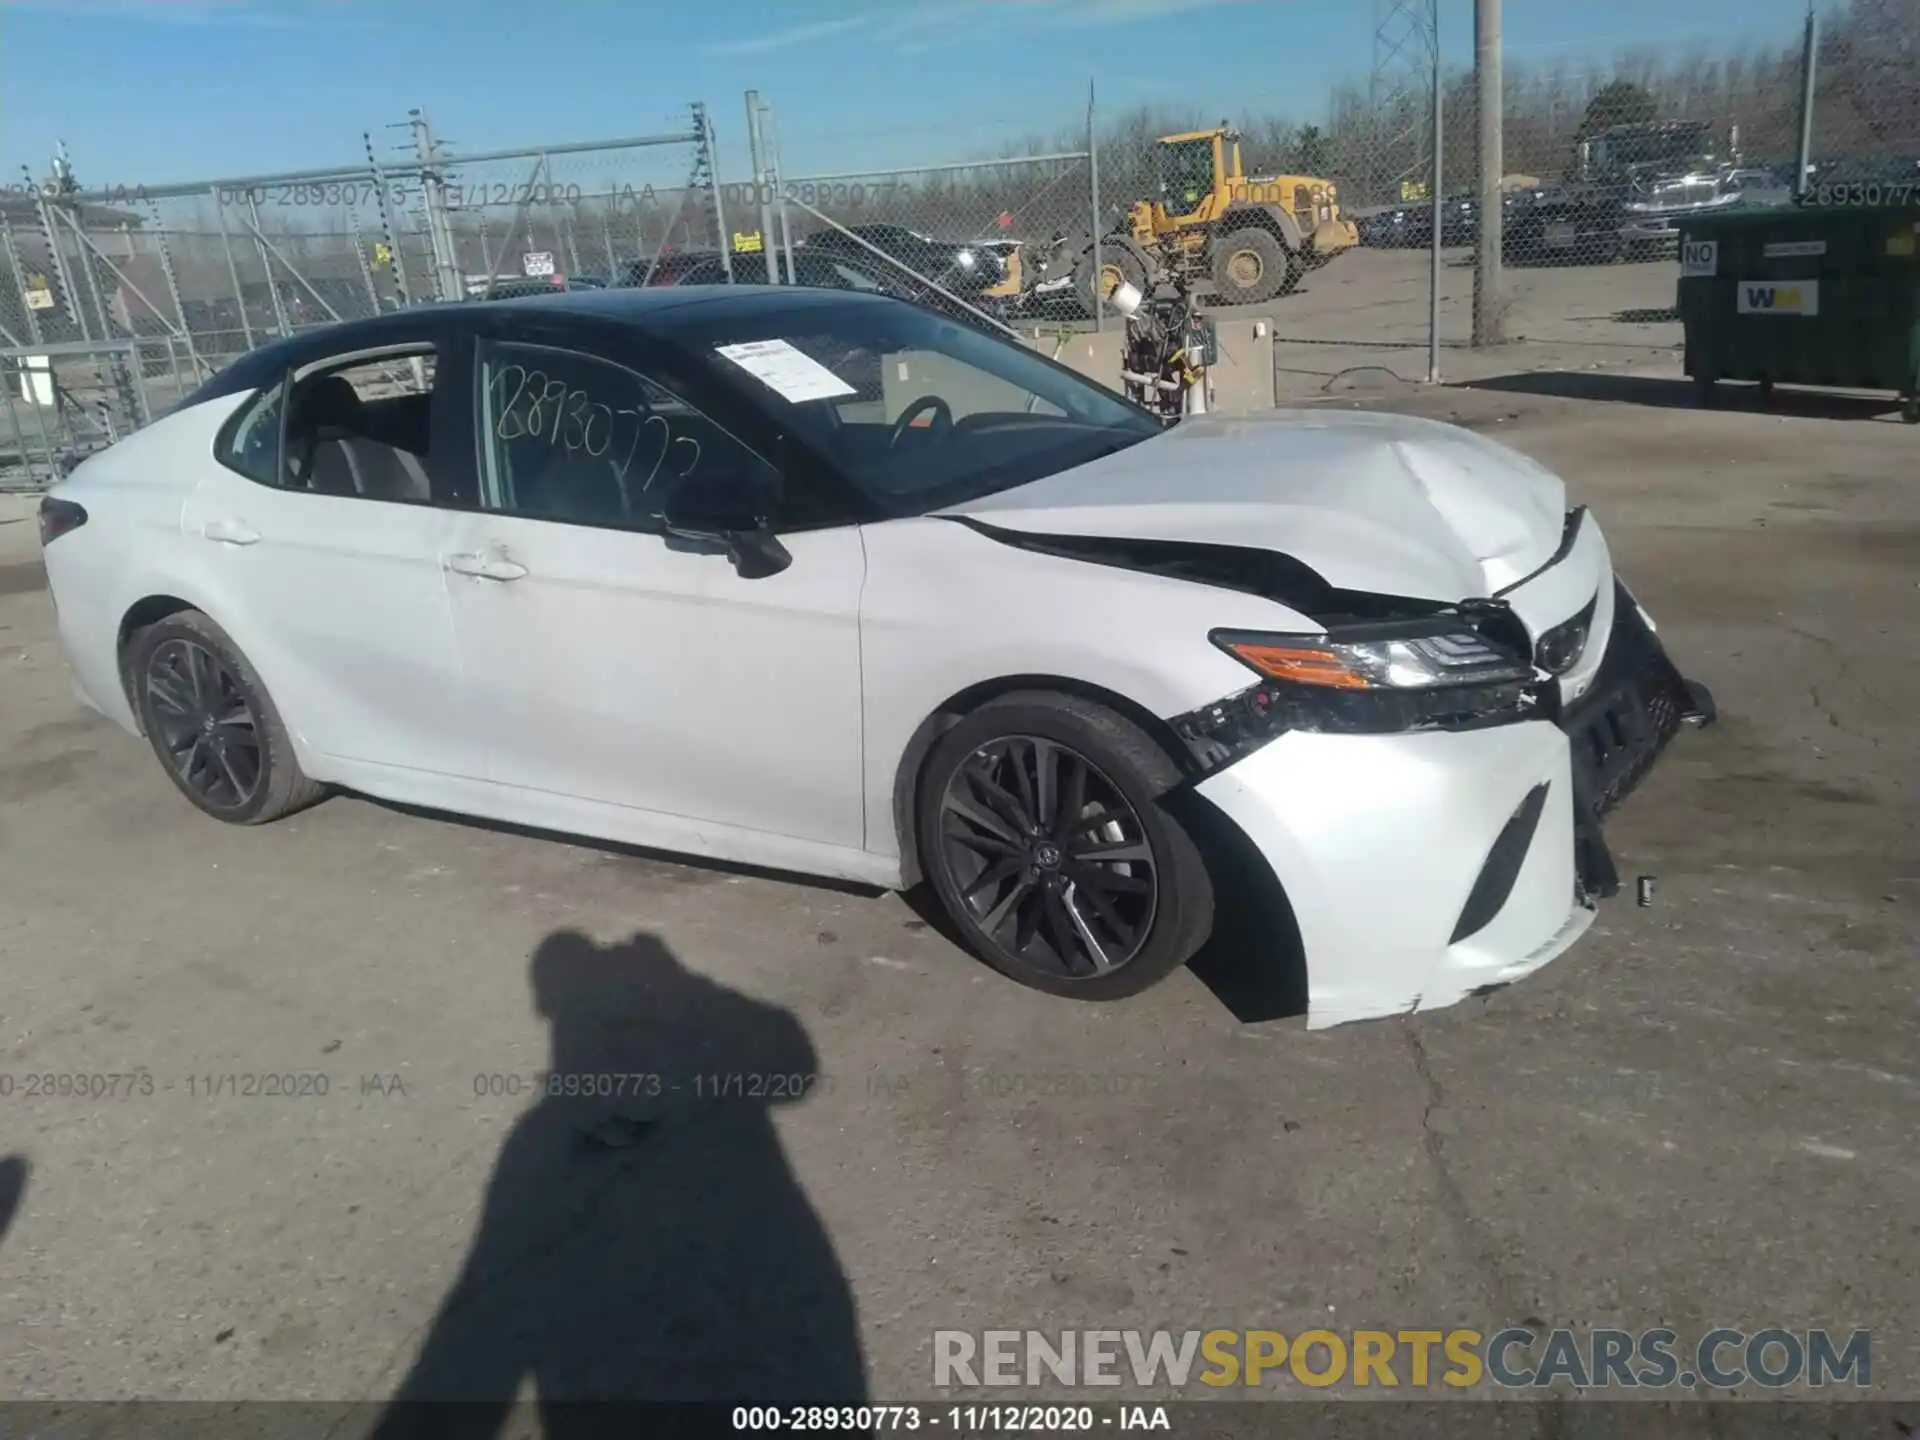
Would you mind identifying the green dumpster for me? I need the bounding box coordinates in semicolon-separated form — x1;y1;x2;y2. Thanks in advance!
1676;205;1920;423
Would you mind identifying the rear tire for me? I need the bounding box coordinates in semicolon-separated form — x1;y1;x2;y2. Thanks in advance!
915;692;1214;1001
129;610;325;825
1210;227;1288;305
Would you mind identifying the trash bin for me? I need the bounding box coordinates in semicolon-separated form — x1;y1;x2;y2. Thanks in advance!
1676;205;1920;423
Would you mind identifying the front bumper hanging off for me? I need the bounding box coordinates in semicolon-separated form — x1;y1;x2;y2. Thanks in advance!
1192;581;1713;1029
1559;584;1716;900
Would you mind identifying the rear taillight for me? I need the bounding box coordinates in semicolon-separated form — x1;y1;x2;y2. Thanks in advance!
38;497;87;547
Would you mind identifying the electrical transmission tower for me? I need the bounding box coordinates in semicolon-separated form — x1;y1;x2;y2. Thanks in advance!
1369;0;1439;207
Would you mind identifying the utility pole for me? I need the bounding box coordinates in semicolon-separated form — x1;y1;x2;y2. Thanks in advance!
410;109;464;303
1793;4;1819;196
1472;0;1504;347
743;91;780;282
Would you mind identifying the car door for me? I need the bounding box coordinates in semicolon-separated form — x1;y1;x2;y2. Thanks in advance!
440;326;868;850
177;329;486;780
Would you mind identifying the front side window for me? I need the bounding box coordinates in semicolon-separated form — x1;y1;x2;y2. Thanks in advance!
478;341;777;530
667;297;1162;517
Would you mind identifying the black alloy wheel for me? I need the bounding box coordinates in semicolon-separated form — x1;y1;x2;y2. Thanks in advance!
917;692;1215;999
129;609;326;824
144;637;263;812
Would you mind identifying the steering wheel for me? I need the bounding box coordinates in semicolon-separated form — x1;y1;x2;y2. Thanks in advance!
887;395;954;450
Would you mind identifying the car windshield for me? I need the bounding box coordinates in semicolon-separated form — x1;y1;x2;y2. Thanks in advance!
663;295;1162;516
1594;127;1714;172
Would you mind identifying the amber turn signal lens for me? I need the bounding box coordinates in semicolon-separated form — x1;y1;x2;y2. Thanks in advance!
1222;641;1371;690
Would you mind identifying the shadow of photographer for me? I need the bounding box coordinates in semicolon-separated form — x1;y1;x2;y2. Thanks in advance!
0;1154;25;1255
373;929;864;1437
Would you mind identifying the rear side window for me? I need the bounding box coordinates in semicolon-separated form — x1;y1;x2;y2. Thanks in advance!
215;382;286;486
214;348;441;505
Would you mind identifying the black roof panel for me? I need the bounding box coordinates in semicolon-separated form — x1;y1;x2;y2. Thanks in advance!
174;284;900;408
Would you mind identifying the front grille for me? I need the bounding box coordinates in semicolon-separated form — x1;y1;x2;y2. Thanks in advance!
1558;582;1691;819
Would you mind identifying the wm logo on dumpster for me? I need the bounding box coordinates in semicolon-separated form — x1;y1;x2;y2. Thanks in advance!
1736;281;1820;316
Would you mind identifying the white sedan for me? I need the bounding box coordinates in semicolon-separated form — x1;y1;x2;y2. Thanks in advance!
37;286;1711;1024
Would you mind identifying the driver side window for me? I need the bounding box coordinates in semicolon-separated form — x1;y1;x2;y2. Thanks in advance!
478;341;776;531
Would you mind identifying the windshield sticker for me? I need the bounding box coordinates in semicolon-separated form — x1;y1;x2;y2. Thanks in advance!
715;339;857;403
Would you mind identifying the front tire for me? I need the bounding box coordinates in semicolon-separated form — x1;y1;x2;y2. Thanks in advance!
130;610;325;825
915;692;1214;1000
1210;227;1289;304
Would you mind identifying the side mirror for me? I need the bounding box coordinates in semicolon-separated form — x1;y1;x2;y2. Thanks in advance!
661;476;791;580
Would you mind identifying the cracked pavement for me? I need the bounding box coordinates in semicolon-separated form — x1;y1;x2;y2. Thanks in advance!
0;371;1914;1415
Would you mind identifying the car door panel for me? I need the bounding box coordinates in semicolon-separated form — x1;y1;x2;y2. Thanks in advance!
176;327;485;780
443;514;865;847
181;470;478;777
442;330;868;851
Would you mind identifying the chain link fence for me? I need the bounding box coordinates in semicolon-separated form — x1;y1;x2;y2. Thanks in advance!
4;3;1917;489
0;111;721;489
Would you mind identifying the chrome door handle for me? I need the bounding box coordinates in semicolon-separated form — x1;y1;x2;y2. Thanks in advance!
202;518;260;546
445;552;528;582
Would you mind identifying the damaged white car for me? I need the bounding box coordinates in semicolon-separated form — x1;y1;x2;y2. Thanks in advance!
39;287;1712;1026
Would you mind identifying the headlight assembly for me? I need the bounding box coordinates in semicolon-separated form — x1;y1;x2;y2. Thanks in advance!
1174;617;1543;769
1214;621;1533;691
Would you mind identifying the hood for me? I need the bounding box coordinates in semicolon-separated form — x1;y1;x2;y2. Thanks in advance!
939;410;1568;602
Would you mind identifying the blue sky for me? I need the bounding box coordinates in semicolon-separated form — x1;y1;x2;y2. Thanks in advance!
1;0;1816;188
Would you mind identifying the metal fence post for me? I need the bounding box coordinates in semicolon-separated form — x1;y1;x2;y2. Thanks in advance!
346;205;384;315
1088;81;1103;333
744;91;781;282
247;194;293;336
412;109;464;302
563;200;585;280
1427;1;1443;385
474;210;491;292
12;354;62;481
365;134;413;307
29;172;86;342
696;102;734;284
763;100;797;285
1;375;37;486
210;186;257;352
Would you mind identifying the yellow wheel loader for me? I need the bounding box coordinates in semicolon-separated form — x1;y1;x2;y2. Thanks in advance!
1063;125;1358;313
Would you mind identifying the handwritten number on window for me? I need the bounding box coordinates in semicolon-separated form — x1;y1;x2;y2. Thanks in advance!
492;364;530;440
492;360;708;515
